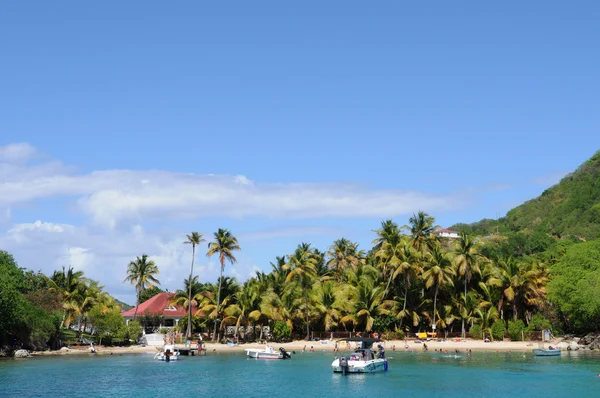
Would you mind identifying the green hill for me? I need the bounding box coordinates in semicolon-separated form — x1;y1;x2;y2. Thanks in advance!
453;150;600;240
115;299;133;311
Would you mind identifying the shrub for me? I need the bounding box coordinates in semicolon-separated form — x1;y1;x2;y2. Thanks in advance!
469;325;483;340
526;314;552;332
272;321;291;341
491;321;506;341
508;319;525;341
387;329;405;340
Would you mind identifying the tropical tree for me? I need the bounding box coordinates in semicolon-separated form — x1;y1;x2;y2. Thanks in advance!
453;232;482;337
123;254;160;318
184;232;205;338
48;266;86;329
285;243;318;340
206;229;241;342
340;277;387;333
326;238;364;282
422;246;455;331
407;211;437;254
390;243;422;327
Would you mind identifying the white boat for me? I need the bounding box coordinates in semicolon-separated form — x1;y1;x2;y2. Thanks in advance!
154;344;180;361
331;338;388;374
245;345;291;360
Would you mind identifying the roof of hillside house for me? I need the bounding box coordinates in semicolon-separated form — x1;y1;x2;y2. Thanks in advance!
121;292;196;317
435;228;458;233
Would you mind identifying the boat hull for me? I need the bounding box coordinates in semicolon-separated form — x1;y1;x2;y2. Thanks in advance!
533;349;561;356
155;352;180;361
331;358;388;373
245;348;290;360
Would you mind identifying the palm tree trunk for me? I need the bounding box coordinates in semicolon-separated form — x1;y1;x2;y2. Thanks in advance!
433;286;438;330
304;288;310;341
400;285;408;328
462;274;467;338
133;289;140;318
187;243;195;339
213;263;224;342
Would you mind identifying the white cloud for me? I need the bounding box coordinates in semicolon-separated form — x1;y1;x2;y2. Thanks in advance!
0;220;258;304
239;226;340;241
0;142;38;163
0;143;464;227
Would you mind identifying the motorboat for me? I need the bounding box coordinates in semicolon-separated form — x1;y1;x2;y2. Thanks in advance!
154;344;180;361
331;338;388;374
245;345;291;360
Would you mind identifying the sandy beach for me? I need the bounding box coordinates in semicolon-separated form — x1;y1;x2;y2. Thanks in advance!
30;338;544;357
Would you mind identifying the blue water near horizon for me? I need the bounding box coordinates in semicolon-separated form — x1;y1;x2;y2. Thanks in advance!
1;350;599;397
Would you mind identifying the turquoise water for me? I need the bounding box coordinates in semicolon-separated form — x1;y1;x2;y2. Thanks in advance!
1;350;599;397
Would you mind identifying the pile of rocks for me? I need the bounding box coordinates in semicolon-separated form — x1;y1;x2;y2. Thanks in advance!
578;332;600;350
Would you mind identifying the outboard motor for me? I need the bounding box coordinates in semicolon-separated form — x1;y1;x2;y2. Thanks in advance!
279;347;291;359
339;356;349;375
165;349;171;362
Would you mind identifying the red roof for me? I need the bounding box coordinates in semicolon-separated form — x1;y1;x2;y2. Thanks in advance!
121;292;197;317
436;228;458;233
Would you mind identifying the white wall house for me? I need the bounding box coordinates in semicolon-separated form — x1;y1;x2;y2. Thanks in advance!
435;228;460;239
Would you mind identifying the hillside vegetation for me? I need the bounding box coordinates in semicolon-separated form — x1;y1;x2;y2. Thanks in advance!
453;150;600;241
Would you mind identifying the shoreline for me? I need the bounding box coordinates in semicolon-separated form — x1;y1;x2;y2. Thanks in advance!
28;338;554;357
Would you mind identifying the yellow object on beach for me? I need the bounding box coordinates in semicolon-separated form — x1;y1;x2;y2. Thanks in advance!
417;332;427;339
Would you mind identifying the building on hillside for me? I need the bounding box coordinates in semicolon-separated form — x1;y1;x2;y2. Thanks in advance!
435;228;460;239
121;292;197;331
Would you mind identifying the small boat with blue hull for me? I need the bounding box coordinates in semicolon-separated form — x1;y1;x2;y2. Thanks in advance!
331;338;388;374
533;348;561;356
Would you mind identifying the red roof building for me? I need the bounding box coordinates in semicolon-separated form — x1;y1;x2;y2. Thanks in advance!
121;292;197;328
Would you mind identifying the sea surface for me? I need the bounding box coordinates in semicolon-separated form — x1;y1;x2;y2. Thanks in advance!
1;349;599;397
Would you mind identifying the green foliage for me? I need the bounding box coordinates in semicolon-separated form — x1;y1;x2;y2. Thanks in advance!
491;320;506;341
526;314;552;332
138;286;164;303
508;319;525;341
548;239;600;333
272;321;291;341
469;324;483;340
460;150;600;241
117;320;143;343
373;314;397;333
89;306;125;338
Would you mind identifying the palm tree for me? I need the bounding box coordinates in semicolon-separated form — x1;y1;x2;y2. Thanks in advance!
285;243;318;340
326;238;365;282
422;246;455;332
390;243;422;327
406;211;437;254
123;254;160;318
184;232;205;338
48;266;86;329
340;277;387;333
206;228;241;342
453;232;482;337
171;276;205;329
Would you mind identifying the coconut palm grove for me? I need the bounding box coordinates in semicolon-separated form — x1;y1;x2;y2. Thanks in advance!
3;150;600;353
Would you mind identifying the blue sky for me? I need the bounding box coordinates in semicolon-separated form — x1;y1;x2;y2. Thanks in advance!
1;1;599;304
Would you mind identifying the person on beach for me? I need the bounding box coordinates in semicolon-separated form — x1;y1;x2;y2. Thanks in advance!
423;343;428;351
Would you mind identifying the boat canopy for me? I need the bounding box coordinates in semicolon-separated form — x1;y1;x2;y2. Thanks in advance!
336;337;383;349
